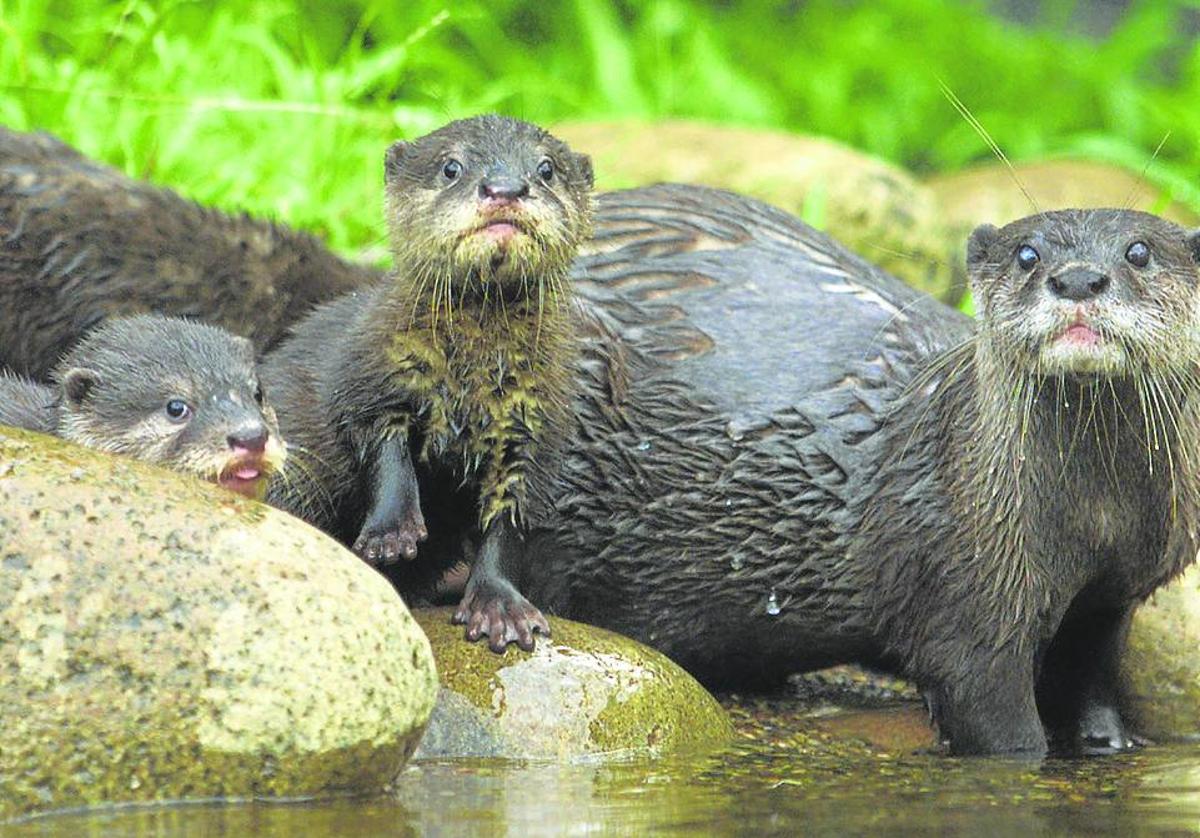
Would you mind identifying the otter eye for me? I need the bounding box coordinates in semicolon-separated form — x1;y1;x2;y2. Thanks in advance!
442;159;463;182
1126;241;1150;267
165;399;191;422
536;159;554;182
253;384;264;406
1017;244;1040;271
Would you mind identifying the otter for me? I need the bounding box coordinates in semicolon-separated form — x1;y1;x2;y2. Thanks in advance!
0;126;377;380
523;190;1200;756
0;314;286;498
263;115;594;652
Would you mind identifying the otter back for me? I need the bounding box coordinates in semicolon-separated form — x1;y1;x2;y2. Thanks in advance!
0;126;378;379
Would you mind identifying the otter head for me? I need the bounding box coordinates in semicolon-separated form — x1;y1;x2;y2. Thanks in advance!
383;114;594;298
54;315;286;499
967;209;1200;379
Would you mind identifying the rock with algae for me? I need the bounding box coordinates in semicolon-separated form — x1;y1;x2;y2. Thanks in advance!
0;427;438;822
412;608;732;761
1123;563;1200;741
553;119;962;304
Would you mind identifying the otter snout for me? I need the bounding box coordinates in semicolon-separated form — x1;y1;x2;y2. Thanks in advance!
227;422;268;454
477;174;530;204
1048;268;1111;302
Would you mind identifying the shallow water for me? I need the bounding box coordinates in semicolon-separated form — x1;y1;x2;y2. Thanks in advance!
7;699;1200;836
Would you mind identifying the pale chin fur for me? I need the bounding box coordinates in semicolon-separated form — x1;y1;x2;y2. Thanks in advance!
1037;340;1128;376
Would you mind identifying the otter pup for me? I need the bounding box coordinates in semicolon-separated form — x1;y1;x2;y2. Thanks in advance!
0;126;376;380
0;315;285;498
264;115;593;651
523;194;1200;756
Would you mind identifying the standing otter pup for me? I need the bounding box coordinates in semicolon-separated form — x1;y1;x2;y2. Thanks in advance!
0;315;286;498
264;115;593;651
0;126;376;380
524;192;1200;756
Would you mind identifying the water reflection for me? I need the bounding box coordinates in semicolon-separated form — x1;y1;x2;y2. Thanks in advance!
8;718;1200;835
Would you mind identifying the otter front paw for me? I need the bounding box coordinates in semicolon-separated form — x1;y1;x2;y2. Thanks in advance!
452;578;550;653
352;509;427;565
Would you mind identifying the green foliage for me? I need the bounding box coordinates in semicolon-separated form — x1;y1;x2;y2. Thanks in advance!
2;0;1200;258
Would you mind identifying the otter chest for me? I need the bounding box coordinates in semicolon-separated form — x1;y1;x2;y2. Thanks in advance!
386;327;550;474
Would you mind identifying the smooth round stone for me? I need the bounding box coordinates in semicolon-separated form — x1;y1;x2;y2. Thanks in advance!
1123;563;1200;740
553;119;962;303
927;159;1200;231
0;428;438;822
412;608;732;761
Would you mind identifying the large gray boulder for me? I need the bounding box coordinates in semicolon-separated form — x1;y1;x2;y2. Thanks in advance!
0;427;438;822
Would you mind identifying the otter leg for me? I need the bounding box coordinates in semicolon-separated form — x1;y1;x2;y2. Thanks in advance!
452;519;550;653
352;435;428;564
1038;606;1134;755
934;652;1047;756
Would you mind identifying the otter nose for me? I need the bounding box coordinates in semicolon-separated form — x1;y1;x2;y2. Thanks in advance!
1048;268;1111;302
479;177;529;202
228;423;268;454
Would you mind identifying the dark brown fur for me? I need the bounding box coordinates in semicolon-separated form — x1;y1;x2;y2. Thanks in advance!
264;115;593;651
0;126;377;379
524;193;1200;757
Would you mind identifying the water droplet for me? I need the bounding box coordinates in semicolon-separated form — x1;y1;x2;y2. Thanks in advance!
637;439;652;452
724;498;733;508
1064;401;1070;409
766;589;781;616
730;555;744;571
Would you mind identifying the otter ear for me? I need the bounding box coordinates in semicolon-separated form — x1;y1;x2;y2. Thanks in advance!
384;141;409;181
61;367;100;407
1187;231;1200;264
575;153;594;189
967;224;1000;266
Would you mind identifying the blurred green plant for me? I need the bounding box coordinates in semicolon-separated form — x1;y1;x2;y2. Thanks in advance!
1;0;1199;259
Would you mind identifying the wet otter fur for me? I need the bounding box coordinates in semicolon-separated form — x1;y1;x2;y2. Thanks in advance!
264;115;593;651
523;190;1200;756
0;126;376;380
0;314;286;497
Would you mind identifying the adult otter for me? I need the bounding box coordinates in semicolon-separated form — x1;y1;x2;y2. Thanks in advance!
0;126;376;379
0;314;286;497
263;115;594;652
526;189;1200;756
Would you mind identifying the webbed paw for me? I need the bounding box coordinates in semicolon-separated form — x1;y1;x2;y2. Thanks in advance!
452;577;550;653
352;507;427;565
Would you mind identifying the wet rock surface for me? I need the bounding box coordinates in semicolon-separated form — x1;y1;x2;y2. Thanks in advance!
1124;563;1200;741
412;607;733;761
0;427;438;822
554;119;962;303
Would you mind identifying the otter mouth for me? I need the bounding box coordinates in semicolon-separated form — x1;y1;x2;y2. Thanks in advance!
216;458;269;498
468;214;532;244
1039;312;1125;375
1056;321;1102;348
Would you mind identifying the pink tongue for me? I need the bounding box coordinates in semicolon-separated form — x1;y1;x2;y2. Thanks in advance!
1064;324;1099;346
233;467;260;481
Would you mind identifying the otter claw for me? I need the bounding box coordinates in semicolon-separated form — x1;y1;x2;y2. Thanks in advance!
453;589;550;653
352;518;427;566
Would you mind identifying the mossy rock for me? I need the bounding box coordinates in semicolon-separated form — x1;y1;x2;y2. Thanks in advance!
554;119;962;303
0;427;438;822
927;159;1200;233
1123;563;1200;740
412;607;732;761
